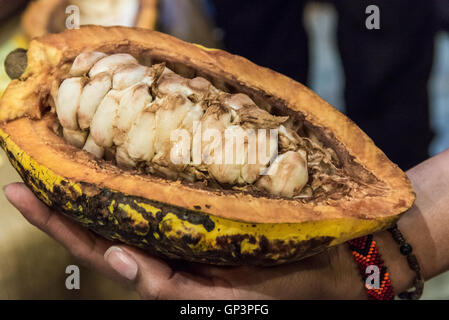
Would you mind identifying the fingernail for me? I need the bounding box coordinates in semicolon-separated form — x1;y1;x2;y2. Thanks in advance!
104;246;138;281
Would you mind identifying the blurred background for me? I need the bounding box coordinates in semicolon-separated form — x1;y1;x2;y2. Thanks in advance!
1;0;449;299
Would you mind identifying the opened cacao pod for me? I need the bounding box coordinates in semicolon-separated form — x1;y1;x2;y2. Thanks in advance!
0;26;415;266
21;0;157;39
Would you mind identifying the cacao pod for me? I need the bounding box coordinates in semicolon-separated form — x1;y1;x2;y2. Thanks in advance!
0;26;415;266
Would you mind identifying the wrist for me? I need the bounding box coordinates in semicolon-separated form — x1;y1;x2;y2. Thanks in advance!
325;244;368;299
324;149;449;300
372;229;416;295
328;229;417;300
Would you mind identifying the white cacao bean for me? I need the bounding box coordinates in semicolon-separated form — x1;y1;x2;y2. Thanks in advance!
63;128;88;149
78;72;112;130
56;77;85;130
256;150;308;197
90;90;121;147
125;111;157;162
89;54;138;78
116;83;153;136
70;52;107;76
83;134;105;159
113;64;149;90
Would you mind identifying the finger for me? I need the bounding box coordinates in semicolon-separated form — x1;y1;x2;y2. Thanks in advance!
104;245;235;299
3;182;117;278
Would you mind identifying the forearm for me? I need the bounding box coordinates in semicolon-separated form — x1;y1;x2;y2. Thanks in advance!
338;149;449;299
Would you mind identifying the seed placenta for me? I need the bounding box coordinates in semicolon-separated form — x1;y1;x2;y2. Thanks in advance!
55;52;310;197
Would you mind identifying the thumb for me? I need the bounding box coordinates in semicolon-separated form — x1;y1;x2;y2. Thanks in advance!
104;245;231;299
104;245;178;299
104;246;139;282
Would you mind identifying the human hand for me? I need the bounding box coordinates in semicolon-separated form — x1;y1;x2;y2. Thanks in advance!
3;182;365;300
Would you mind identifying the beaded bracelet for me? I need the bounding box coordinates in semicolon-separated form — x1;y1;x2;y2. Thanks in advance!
347;235;394;300
387;224;424;300
347;225;424;300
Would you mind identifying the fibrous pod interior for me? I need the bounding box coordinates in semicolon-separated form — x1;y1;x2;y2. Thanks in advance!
51;51;377;200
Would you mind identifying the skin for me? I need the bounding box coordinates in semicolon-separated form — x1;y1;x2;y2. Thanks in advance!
4;149;449;299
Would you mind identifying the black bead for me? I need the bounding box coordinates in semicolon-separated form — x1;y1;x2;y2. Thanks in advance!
400;243;413;255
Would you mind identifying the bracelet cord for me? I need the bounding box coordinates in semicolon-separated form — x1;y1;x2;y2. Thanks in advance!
387;224;424;300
